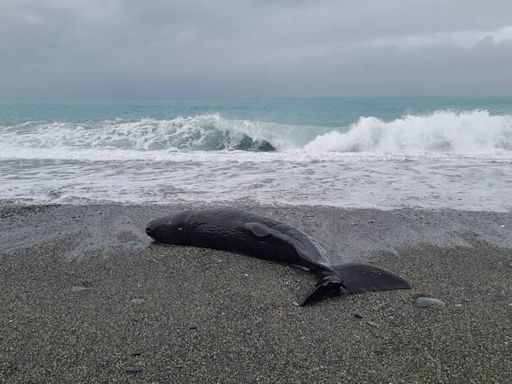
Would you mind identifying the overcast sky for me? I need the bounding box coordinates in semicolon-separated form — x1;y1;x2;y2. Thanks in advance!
1;0;511;99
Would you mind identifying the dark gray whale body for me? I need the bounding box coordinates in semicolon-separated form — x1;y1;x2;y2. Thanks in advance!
146;209;411;306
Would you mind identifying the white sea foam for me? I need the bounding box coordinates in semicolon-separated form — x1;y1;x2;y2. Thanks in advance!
1;110;512;210
304;110;512;154
0;114;295;156
1;111;511;163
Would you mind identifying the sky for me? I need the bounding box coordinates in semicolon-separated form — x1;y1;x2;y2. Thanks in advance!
1;0;511;99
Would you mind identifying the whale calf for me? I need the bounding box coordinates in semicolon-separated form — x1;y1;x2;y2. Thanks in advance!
146;209;411;306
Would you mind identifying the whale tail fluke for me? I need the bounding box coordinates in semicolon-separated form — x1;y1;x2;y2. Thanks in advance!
300;263;411;306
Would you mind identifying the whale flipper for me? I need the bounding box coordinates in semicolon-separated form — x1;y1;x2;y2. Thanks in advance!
243;222;308;253
243;222;272;238
300;263;411;306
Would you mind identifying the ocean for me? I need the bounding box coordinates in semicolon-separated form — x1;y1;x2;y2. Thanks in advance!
1;97;511;210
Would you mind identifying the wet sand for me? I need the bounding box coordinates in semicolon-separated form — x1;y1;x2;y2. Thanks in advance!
1;203;511;383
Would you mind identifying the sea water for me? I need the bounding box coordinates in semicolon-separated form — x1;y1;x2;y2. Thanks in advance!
0;97;511;210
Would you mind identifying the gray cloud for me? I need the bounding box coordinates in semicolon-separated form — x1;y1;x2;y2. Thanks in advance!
0;0;511;98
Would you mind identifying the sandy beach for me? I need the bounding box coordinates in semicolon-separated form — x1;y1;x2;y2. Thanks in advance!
1;203;511;383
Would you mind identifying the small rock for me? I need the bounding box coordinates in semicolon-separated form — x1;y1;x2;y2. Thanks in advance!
189;325;197;330
500;224;505;228
350;223;358;226
367;321;379;328
368;220;375;223
71;286;95;293
415;297;446;308
353;313;363;319
126;366;142;374
131;352;143;356
292;301;300;307
130;298;145;305
454;303;463;307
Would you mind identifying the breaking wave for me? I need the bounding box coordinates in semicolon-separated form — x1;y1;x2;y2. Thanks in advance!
0;110;511;161
0;114;282;154
304;110;512;154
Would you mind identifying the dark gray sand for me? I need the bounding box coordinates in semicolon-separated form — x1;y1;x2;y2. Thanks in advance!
1;203;511;383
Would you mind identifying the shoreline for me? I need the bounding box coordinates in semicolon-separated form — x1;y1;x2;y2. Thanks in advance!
1;203;512;383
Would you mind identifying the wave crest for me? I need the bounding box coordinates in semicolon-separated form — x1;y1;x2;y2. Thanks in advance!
1;110;512;160
304;110;512;154
0;114;279;152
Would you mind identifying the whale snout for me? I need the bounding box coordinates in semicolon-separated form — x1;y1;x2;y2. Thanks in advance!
146;220;160;238
145;214;187;244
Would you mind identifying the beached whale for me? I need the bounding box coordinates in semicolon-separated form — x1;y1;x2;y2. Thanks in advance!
145;209;411;306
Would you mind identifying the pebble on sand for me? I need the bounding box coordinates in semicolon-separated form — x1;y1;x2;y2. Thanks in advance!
71;286;95;293
415;297;446;308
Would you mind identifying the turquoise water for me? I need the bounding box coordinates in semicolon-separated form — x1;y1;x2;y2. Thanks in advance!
2;97;512;126
1;97;511;210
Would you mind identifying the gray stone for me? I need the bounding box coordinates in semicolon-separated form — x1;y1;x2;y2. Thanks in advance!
126;366;142;374
71;286;95;293
415;297;446;308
